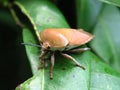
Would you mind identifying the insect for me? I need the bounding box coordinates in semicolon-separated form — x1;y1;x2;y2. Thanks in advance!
39;28;94;79
22;28;94;79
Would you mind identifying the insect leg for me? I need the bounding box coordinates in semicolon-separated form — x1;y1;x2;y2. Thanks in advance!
67;47;90;53
39;49;47;59
61;53;85;70
50;52;55;79
39;49;47;69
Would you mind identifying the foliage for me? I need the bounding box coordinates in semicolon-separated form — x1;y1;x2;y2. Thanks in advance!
0;0;120;90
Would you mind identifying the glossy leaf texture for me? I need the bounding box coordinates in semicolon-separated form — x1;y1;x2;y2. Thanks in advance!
99;0;120;7
90;5;120;72
75;0;102;31
16;36;120;90
15;0;69;38
15;0;120;90
90;52;120;90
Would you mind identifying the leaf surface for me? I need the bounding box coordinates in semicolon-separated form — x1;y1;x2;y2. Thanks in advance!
90;5;120;72
76;0;102;31
15;0;120;90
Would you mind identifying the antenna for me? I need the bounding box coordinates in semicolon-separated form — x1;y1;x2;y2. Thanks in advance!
21;43;41;47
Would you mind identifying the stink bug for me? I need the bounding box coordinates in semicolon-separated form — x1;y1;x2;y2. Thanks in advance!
22;28;94;79
39;28;94;79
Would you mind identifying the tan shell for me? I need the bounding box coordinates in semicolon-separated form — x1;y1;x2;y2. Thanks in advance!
40;28;94;50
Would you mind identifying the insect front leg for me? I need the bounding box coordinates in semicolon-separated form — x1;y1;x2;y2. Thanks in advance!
39;49;47;69
61;53;85;70
50;52;55;79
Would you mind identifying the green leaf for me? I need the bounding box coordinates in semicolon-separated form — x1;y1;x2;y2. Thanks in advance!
15;0;69;38
99;0;120;7
15;0;120;90
90;52;120;90
90;5;120;72
76;0;102;31
15;0;90;89
16;50;120;90
22;28;40;74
